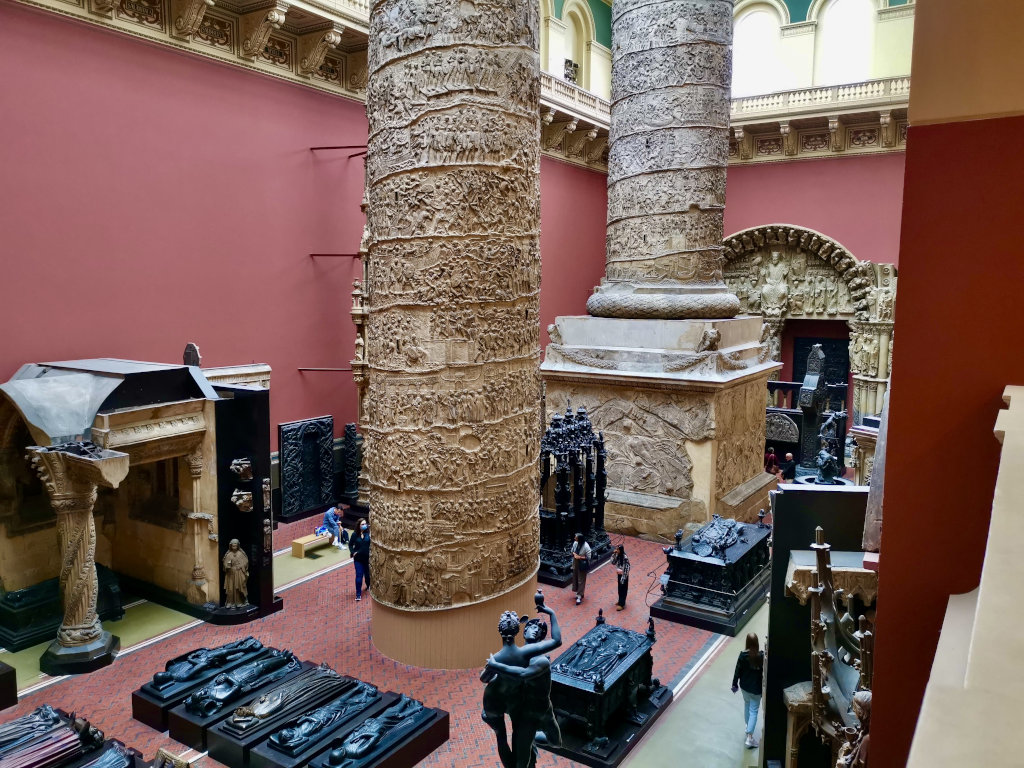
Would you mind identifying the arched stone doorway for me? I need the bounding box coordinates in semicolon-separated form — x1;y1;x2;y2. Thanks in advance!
723;224;896;423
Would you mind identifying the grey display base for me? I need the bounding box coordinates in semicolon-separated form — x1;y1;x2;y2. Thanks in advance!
650;568;770;637
541;685;672;768
39;632;119;675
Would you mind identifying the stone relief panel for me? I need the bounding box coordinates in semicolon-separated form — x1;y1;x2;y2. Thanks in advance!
724;249;856;318
766;412;800;443
607;168;725;224
610;45;732;103
608;129;731;180
543;384;715;499
611;0;732;57
278;417;334;520
366;0;541;611
714;379;766;499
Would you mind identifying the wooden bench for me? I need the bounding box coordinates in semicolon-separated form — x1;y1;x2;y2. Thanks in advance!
291;533;331;558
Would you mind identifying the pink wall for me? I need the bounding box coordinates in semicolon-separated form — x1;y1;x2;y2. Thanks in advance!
539;157;608;346
0;2;367;447
0;4;609;448
724;153;906;266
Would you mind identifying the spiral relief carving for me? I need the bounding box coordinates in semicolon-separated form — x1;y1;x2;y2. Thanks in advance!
365;0;541;610
587;0;738;320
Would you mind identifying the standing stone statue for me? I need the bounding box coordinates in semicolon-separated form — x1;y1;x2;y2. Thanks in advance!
222;539;249;608
365;0;542;665
586;0;737;320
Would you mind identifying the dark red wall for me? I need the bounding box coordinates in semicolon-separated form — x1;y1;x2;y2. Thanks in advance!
871;115;1024;766
539;157;608;347
724;153;906;266
0;2;608;447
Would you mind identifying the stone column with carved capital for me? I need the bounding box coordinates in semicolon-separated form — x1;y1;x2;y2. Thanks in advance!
586;0;739;320
186;450;209;604
27;442;129;674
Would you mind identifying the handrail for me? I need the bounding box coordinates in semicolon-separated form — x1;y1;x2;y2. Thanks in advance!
731;76;910;119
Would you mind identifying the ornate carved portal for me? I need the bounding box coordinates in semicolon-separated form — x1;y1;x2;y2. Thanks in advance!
364;0;541;621
723;225;896;422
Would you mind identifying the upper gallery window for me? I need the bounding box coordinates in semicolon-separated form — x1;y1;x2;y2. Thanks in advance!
814;0;876;85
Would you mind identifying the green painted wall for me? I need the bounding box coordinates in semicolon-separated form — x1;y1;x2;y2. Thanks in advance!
786;0;813;22
556;0;612;49
590;0;611;48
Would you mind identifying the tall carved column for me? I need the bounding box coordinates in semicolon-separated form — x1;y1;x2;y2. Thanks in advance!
586;0;738;320
365;0;541;666
27;442;129;674
542;0;777;537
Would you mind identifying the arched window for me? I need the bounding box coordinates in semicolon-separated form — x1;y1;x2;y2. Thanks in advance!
814;0;876;85
732;7;788;97
561;0;594;88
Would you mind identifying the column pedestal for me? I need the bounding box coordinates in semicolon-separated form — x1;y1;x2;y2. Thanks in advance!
542;315;779;538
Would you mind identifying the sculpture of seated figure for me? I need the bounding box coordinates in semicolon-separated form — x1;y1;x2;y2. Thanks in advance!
185;650;298;717
152;637;263;689
325;696;430;767
815;440;842;484
269;681;379;754
0;706;63;756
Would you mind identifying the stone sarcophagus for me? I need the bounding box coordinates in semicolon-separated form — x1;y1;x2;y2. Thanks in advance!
651;514;771;636
542;615;671;768
539;406;612;586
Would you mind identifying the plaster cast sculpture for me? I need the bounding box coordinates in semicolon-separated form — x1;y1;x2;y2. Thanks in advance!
151;637;264;689
0;706;64;757
225;665;347;733
586;0;737;319
268;680;380;755
184;650;299;717
323;695;434;767
222;539;249;608
230;459;253;481
481;591;562;768
365;0;541;611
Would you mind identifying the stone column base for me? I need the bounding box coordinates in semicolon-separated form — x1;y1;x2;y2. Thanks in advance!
371;572;538;670
39;631;119;676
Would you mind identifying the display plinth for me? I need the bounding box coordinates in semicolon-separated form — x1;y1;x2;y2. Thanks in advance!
650;517;772;636
166;660;311;750
538;547;613;588
39;632;120;676
131;639;272;731
542;618;668;768
247;692;397;768
306;698;449;768
542;315;779;539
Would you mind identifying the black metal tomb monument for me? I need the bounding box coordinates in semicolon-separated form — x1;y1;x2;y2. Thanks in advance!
539;406;612;586
650;514;772;636
540;613;671;768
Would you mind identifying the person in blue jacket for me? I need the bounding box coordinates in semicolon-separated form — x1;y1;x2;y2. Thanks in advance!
323;503;347;549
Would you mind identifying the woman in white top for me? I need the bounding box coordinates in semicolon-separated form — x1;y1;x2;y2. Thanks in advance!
571;533;591;605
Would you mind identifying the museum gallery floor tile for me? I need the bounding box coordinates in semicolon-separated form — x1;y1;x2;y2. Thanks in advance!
3;536;713;768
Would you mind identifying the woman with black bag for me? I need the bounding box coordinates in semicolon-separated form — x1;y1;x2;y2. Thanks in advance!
571;533;591;605
611;544;630;610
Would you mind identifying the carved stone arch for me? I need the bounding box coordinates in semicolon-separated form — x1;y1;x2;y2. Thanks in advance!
734;0;791;25
724;224;874;320
723;224;896;422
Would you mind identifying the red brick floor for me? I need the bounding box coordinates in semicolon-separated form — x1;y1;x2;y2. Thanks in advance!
5;536;713;767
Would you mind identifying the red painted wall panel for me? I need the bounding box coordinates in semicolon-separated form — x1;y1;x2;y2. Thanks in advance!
724;153;906;266
871;115;1024;767
0;2;367;447
0;3;609;447
539;157;608;347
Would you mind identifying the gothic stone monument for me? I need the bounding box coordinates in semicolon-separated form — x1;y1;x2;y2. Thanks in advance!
364;0;542;666
542;0;779;538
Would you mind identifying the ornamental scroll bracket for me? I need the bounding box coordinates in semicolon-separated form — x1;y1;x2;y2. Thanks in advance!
297;23;344;78
170;0;215;40
239;2;290;61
